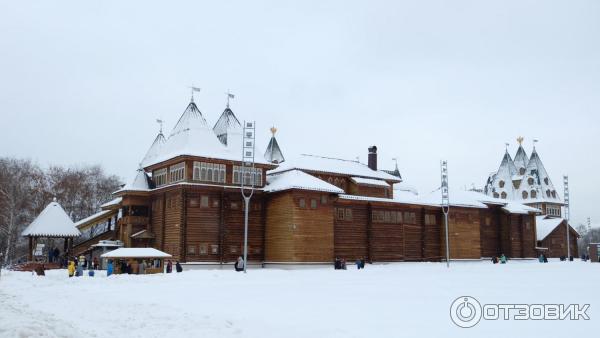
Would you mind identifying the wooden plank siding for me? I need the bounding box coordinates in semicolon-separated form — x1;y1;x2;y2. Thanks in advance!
333;200;369;261
265;191;334;262
443;209;481;259
539;220;579;258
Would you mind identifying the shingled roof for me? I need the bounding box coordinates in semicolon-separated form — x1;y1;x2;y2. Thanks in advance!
22;200;81;238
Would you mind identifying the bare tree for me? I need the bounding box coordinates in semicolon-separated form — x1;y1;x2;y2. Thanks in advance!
0;158;122;266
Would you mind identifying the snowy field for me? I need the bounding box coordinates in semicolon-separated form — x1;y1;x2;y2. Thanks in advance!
1;260;598;338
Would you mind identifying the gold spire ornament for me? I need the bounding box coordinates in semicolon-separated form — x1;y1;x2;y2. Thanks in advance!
270;126;277;136
517;136;524;145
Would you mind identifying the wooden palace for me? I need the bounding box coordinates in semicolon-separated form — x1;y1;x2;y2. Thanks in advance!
73;97;549;264
484;138;579;258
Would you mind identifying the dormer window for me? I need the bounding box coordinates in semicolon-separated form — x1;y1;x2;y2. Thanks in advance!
551;190;557;198
522;191;528;199
501;192;507;199
493;192;499;198
519;168;526;175
498;180;505;188
531;190;537;199
546;190;551;198
528;177;534;186
544;177;549;185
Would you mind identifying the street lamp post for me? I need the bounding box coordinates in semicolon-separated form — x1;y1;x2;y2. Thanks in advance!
441;160;450;268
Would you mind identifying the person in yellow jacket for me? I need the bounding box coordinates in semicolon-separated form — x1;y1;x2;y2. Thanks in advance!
68;261;75;278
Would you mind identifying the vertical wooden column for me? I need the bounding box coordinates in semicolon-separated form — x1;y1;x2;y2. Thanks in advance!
180;188;187;263
28;236;33;261
420;207;426;260
260;193;267;265
366;203;373;263
161;192;166;251
219;191;225;264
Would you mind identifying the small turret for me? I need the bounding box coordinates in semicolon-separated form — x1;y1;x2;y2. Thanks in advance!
264;126;285;164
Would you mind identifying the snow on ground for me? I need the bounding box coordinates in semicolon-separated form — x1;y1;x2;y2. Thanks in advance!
0;260;598;338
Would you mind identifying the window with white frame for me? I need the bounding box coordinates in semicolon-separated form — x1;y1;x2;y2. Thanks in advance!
193;162;225;183
232;165;262;186
547;205;561;217
169;162;185;183
153;168;167;187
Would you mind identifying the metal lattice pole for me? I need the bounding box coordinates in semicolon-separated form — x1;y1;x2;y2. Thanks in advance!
241;121;256;273
441;160;450;268
563;175;571;260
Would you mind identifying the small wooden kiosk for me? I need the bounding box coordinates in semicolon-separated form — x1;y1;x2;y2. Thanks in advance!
101;248;172;274
21;199;81;265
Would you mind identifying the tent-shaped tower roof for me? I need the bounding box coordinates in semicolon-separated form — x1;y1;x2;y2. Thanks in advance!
516;147;560;203
514;138;529;174
22;199;81;238
115;168;152;193
264;127;285;164
140;130;166;167
213;107;241;146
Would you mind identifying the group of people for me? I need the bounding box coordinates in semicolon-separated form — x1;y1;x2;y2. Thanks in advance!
165;260;183;273
67;255;99;277
491;254;507;264
47;247;61;263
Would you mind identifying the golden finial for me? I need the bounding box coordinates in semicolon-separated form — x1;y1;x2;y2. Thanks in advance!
517;136;524;145
270;126;277;135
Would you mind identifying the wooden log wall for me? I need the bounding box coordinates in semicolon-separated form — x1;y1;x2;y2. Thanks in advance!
163;191;182;260
333;200;369;261
423;209;442;261
540;221;579;258
265;191;334;262
443;209;481;259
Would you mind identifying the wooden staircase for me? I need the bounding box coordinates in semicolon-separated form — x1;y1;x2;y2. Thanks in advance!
73;230;116;256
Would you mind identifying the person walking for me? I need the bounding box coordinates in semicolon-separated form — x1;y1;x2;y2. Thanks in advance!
175;261;182;273
166;260;173;273
234;256;245;272
76;260;83;277
93;257;99;270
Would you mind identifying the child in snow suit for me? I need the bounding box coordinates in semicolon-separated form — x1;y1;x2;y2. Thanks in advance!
235;256;245;272
68;261;75;277
107;261;113;277
500;254;507;264
175;261;182;273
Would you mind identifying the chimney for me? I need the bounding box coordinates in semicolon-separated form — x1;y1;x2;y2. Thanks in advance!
368;146;377;171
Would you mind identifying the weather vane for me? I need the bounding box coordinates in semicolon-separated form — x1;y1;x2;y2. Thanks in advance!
505;143;509;152
533;139;539;149
189;85;201;102
156;119;164;134
517;136;524;145
270;126;277;136
226;90;235;108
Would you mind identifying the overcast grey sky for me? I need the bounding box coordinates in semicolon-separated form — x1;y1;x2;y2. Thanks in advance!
1;1;599;225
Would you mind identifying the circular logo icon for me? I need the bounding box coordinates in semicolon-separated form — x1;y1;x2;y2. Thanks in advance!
450;296;482;328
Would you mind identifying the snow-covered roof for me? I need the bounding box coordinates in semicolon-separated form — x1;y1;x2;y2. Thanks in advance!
393;181;418;196
514;145;529;172
22;200;81;238
115;168;151;193
74;209;114;229
351;177;390;188
535;215;579;241
484;144;561;206
269;154;400;182
502;202;541;215
394;188;540;213
140;131;166;168
101;197;122;209
265;170;344;194
101;248;172;258
536;216;565;241
144;101;270;167
213;107;241;146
